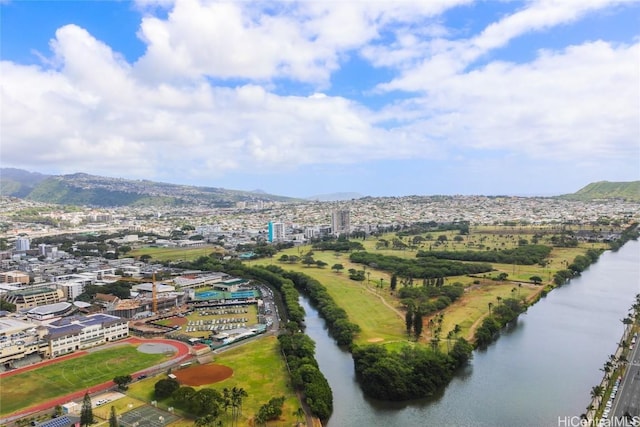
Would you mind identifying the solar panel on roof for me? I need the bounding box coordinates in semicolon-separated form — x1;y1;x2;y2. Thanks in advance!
39;415;74;427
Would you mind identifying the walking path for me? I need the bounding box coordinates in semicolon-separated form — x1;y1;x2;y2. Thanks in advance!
0;337;192;424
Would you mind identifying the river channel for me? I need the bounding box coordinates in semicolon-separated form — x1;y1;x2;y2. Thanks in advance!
299;240;640;427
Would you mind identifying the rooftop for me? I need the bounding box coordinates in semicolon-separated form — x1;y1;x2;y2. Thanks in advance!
27;302;73;316
0;316;34;334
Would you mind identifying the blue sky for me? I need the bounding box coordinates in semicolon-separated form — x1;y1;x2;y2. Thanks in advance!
1;0;639;198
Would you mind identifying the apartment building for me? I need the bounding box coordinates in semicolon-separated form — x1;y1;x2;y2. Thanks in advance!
14;237;30;252
0;270;29;285
2;287;65;310
268;221;285;242
331;209;351;236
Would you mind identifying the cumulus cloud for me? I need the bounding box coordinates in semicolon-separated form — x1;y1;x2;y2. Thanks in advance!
379;41;639;162
1;0;638;188
133;0;471;84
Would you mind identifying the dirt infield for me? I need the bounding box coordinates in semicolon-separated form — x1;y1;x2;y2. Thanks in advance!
173;364;233;386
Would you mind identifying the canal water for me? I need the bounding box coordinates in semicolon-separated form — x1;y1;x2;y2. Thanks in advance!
300;240;640;427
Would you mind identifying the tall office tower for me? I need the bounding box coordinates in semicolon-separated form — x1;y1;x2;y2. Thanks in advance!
268;222;285;242
15;237;30;252
331;210;350;236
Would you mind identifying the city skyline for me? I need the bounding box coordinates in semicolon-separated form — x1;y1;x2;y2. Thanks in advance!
1;0;639;198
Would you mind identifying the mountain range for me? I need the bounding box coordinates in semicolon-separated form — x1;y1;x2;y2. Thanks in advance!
1;168;638;207
0;168;298;208
558;180;640;202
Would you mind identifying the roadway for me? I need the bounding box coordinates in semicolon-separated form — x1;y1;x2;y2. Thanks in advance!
611;336;640;424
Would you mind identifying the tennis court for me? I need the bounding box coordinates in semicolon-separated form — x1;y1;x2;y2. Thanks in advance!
119;404;179;427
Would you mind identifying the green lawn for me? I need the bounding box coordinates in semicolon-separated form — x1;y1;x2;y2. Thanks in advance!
249;229;606;348
249;247;407;345
434;280;540;341
0;346;169;416
127;336;300;426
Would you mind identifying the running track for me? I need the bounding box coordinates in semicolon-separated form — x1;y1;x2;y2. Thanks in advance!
0;337;191;423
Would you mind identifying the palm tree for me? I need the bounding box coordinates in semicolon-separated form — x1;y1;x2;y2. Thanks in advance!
230;386;248;425
222;388;231;418
590;385;603;408
453;324;462;337
446;330;454;352
293;407;304;425
236;387;248;416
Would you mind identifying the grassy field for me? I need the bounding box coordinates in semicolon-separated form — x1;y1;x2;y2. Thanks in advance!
432;279;540;341
248;228;608;349
248;248;407;345
128;246;222;262
0;346;169;416
127;336;299;426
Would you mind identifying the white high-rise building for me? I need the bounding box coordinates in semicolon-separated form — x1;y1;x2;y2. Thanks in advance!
268;222;285;242
331;210;350;236
15;237;30;252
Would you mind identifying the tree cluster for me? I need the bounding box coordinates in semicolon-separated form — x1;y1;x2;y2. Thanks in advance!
553;249;603;285
347;269;366;281
475;298;525;347
283;271;361;347
113;374;132;391
218;264;333;422
255;396;285;425
278;333;333;422
0;299;16;312
75;280;133;302
398;282;465;317
609;222;639;251
311;240;364;252
352;340;473;401
549;232;579;247
418;244;552;265
172;386;223;417
396;221;470;237
350;251;492;278
154;377;180;398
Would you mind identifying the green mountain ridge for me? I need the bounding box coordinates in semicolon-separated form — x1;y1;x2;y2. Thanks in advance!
560;181;640;202
0;169;299;207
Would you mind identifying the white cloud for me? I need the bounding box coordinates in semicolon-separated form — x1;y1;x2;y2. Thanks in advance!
377;0;633;91
133;0;471;84
377;40;639;162
1;0;638;188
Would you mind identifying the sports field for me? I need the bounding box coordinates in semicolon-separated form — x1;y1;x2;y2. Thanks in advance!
0;345;170;416
126;336;300;426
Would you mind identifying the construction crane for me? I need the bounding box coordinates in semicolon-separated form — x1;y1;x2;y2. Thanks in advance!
152;272;158;314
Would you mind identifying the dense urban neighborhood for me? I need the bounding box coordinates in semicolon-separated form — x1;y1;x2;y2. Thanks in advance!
1;190;639;427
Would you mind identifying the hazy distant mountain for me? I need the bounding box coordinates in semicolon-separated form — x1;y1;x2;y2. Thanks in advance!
560;181;640;202
0;168;299;207
0;168;50;198
306;192;364;201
